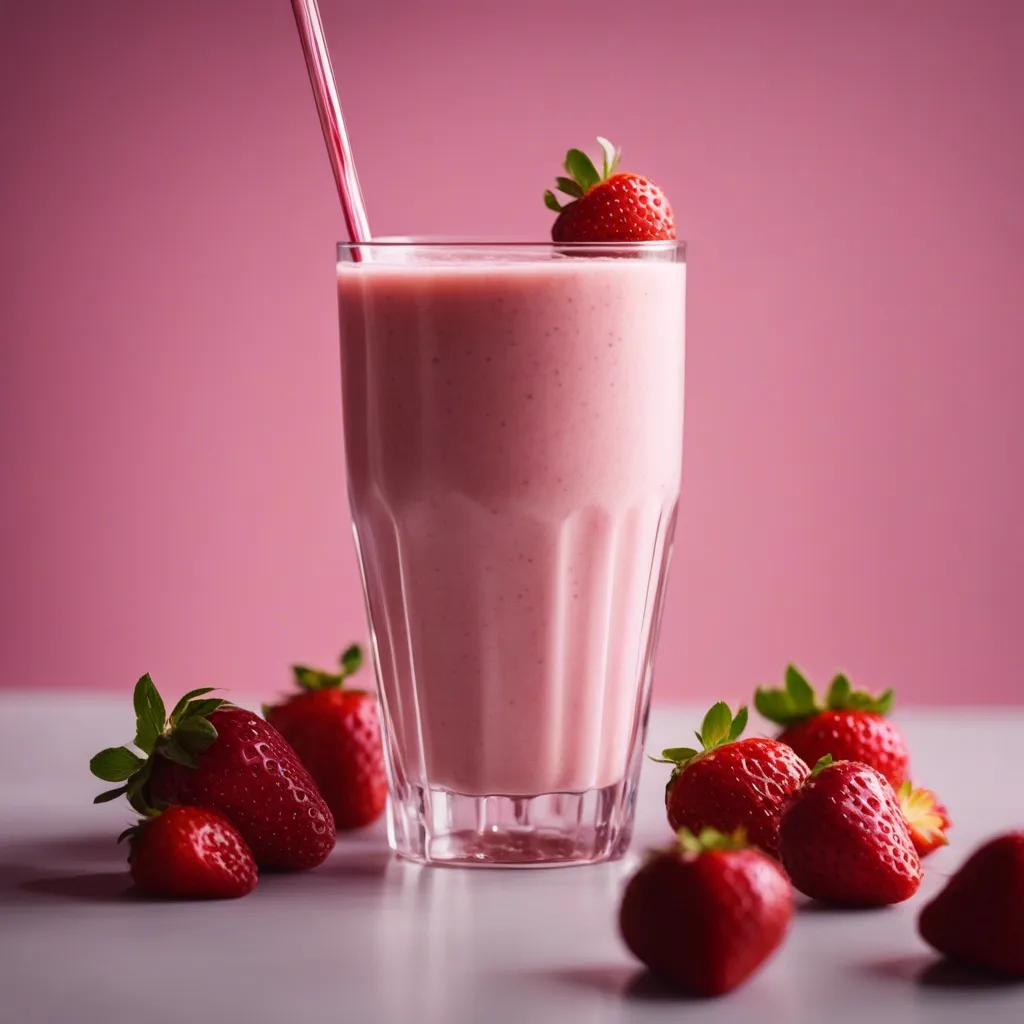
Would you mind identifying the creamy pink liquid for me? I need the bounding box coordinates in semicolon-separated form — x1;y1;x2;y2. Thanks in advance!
339;256;684;797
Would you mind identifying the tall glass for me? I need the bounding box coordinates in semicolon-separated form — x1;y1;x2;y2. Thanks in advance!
338;240;685;867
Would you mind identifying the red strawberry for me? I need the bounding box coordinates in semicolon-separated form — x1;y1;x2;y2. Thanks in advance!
619;827;792;996
123;806;257;900
897;781;951;857
755;665;910;787
90;675;335;871
779;756;922;906
918;831;1024;978
658;702;809;858
263;644;387;831
545;137;676;242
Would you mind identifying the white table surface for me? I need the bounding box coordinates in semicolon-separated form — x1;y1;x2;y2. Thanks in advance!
1;693;1022;1023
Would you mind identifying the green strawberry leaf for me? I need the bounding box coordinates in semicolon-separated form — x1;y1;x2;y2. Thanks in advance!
292;664;343;691
785;665;817;715
125;761;156;815
133;674;166;744
93;785;129;804
174;715;218;758
116;825;139;845
159;738;198;770
339;644;364;677
654;747;699;765
555;176;584;199
169;687;217;724
728;705;749;741
132;720;159;756
699;701;733;748
179;697;226;721
90;746;144;782
544;190;563;213
811;754;834;776
564;148;600;192
753;687;793;723
677;826;747;855
822;673;894;716
755;665;823;725
826;673;851;709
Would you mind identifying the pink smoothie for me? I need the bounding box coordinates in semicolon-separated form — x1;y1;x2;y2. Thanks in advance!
339;254;684;798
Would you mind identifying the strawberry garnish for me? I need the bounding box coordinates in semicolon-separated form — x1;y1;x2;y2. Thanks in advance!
919;831;1024;978
121;806;257;900
755;665;910;787
545;137;676;242
897;781;951;857
656;702;809;858
779;756;922;907
619;827;792;996
89;674;335;870
263;644;387;831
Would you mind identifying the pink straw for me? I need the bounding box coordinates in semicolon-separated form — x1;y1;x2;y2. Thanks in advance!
290;0;371;246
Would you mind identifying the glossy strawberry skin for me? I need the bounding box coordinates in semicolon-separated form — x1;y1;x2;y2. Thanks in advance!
779;760;922;906
778;710;909;788
265;689;387;831
552;173;675;243
919;832;1024;978
147;707;335;871
129;806;257;899
667;738;809;858
620;846;792;996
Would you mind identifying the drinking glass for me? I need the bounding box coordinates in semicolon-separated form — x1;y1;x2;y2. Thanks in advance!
338;240;685;866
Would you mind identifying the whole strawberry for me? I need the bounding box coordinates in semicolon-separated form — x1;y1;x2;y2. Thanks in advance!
755;665;910;787
123;806;257;900
90;675;335;870
779;756;922;906
658;702;809;858
918;831;1024;978
619;828;792;997
544;137;676;242
263;644;387;831
897;781;951;858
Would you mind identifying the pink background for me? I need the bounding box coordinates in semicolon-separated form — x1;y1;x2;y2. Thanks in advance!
1;1;1021;707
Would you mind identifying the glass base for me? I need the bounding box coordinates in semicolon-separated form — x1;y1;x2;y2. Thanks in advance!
385;779;639;868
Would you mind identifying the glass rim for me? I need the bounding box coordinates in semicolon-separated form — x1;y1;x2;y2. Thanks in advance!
337;236;685;254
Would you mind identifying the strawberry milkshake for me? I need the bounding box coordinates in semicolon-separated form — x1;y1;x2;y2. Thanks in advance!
337;143;684;866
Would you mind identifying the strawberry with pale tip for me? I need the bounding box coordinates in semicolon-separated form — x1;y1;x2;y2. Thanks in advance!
898;781;951;857
545;137;676;242
619;827;792;997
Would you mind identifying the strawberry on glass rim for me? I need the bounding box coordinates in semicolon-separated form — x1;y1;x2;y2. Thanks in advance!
545;137;676;242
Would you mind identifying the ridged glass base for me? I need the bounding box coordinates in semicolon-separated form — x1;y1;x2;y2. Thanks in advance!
386;779;640;868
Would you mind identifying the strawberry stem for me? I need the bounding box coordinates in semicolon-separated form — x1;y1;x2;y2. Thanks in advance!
543;137;624;212
755;666;894;726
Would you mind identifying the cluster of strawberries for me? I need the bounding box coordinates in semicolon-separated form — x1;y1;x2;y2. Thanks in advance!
89;645;387;898
619;665;1023;995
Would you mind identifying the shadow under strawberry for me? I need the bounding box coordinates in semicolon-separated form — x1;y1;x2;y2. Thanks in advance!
19;870;134;902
